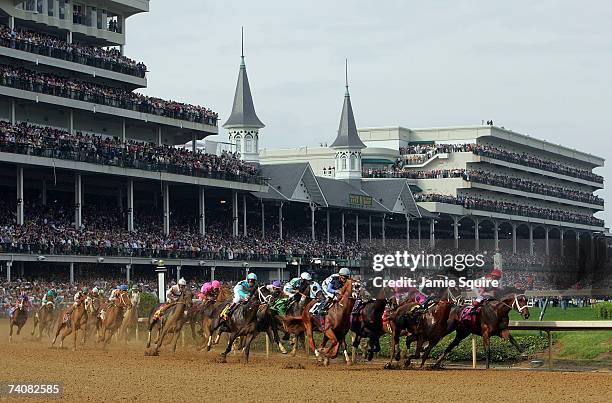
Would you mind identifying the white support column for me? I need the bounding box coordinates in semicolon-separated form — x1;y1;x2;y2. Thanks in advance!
67;31;72;44
429;218;435;248
121;118;126;142
494;221;499;251
355;214;359;243
9;16;14;30
16;166;24;225
126;264;131;283
232;191;239;238
176;266;182;283
560;229;564;257
69;262;74;285
163;183;170;236
405;215;410;247
529;225;534;256
453;216;459;250
369;215;372;242
417;221;422;248
157;126;162;146
474;217;480;251
382;214;386;247
192;134;197;153
74;173;82;229
127;179;134;232
310;204;316;241
69;108;74;134
198;186;206;236
326;210;330;244
545;227;550;256
243;194;247;237
278;201;283;240
10;99;15;124
341;212;345;243
6;261;12;282
260;200;265;238
512;223;517;254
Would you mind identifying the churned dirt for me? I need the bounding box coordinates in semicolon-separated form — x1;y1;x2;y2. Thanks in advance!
0;320;610;403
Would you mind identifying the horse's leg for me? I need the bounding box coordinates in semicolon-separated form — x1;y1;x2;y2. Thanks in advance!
154;326;169;355
342;336;350;365
404;334;419;368
72;323;78;351
241;333;255;365
31;315;38;336
220;332;240;363
387;328;399;365
483;332;491;369
9;322;13;342
432;331;468;369
419;340;435;369
146;320;154;349
351;333;358;364
506;333;523;353
267;323;287;354
171;328;182;354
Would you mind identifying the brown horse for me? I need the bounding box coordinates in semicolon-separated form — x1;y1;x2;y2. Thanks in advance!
31;302;55;339
148;290;193;355
51;296;88;350
434;293;530;369
318;279;354;366
97;290;132;349
9;299;29;342
119;290;140;343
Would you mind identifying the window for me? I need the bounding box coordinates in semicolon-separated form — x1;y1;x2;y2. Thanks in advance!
59;0;66;19
341;156;347;170
245;135;253;153
37;0;43;14
48;0;54;16
235;136;242;154
350;154;356;170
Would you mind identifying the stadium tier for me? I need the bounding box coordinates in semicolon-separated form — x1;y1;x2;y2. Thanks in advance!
0;1;607;290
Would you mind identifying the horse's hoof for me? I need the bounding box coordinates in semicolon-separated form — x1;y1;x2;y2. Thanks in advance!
323;357;329;366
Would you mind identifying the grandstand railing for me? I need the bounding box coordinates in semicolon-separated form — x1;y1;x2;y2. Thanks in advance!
0;34;147;78
0;142;265;185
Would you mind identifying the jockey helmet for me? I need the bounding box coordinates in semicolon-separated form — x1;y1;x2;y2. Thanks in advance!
178;278;187;286
338;268;351;277
300;272;312;281
272;280;282;289
82;287;88;294
246;273;257;281
491;268;502;278
92;287;99;294
119;284;128;291
211;280;221;289
46;290;54;298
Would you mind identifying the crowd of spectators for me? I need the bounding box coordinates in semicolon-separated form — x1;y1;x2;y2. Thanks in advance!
414;193;604;226
0;121;259;183
0;65;217;125
0;24;146;78
368;143;603;184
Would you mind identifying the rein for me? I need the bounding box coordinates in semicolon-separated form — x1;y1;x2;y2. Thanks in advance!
497;294;528;313
257;286;273;304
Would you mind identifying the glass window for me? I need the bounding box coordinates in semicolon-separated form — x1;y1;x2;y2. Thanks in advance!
59;0;65;19
341;156;347;170
245;135;253;153
48;0;54;16
350;154;356;170
37;0;43;14
235;136;241;154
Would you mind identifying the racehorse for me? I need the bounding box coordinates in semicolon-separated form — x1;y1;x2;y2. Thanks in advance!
31;301;55;339
318;279;354;366
9;298;29;342
119;289;140;342
97;290;132;349
84;295;101;343
199;300;231;351
434;292;530;369
51;296;88;350
148;290;193;355
350;284;387;362
214;287;287;364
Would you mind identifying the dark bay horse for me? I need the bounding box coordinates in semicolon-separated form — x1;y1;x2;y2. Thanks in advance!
51;296;88;350
319;279;354;366
215;289;286;364
349;282;386;362
9;298;29;342
434;293;530;369
31;302;55;339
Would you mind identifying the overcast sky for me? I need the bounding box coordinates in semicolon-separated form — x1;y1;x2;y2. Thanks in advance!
127;0;611;223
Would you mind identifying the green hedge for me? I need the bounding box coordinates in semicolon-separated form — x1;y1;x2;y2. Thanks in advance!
138;292;159;318
596;302;612;320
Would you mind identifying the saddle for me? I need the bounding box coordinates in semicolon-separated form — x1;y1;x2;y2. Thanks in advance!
459;305;480;330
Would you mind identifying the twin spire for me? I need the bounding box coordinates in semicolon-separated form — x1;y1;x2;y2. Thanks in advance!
330;59;366;149
223;27;265;129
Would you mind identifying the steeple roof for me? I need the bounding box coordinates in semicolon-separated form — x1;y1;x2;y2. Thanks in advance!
223;30;264;129
330;61;365;149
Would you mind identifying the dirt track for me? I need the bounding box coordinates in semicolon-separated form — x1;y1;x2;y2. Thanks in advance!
1;320;610;403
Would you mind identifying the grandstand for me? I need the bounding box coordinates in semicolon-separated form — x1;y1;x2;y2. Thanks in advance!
0;1;608;293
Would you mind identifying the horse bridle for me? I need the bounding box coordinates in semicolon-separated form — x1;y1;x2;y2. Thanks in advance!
257;286;273;304
499;294;528;313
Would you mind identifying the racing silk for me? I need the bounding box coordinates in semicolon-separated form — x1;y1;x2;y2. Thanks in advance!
265;284;283;299
407;287;428;304
41;294;54;307
309;281;322;299
166;284;182;303
200;282;212;296
108;289;121;303
476;274;500;299
322;274;344;298
283;278;304;297
233;280;255;304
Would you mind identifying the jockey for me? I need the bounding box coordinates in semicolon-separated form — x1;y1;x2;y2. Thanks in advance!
283;272;312;302
210;280;222;301
471;268;502;313
166;278;187;303
222;273;257;319
315;268;351;315
41;289;56;307
266;280;285;299
64;288;86;321
109;285;128;306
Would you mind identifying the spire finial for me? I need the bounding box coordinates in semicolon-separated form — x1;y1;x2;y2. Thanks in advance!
240;26;245;66
345;58;349;96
